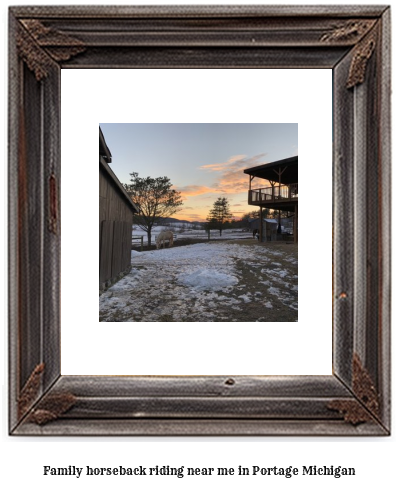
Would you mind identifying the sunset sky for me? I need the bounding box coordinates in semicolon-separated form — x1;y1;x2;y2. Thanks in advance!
100;123;298;222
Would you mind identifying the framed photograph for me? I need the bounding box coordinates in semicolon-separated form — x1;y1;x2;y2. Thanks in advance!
9;5;390;435
97;122;300;324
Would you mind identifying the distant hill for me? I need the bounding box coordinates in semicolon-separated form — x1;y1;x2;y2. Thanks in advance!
161;217;204;227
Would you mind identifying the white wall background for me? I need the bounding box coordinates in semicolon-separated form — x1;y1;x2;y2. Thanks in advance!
61;68;332;376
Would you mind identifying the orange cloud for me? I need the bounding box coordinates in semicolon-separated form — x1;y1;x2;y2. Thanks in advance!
199;153;268;194
174;154;268;201
199;154;247;172
176;184;215;199
171;153;271;221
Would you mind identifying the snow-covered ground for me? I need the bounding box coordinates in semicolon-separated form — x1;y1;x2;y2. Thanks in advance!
99;241;298;322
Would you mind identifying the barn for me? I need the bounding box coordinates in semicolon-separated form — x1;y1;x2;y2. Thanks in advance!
99;127;139;292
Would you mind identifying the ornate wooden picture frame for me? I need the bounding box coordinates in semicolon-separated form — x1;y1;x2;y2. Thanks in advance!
9;5;391;435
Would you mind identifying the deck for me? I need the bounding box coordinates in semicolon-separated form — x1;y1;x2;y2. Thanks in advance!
248;183;298;206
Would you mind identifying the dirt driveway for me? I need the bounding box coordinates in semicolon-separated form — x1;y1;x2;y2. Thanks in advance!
99;240;298;323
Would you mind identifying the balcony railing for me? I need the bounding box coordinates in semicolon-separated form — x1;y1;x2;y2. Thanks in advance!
249;184;298;205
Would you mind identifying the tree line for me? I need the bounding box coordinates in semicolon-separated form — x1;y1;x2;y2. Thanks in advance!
124;171;288;249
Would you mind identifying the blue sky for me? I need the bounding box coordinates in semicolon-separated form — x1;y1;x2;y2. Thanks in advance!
100;123;298;221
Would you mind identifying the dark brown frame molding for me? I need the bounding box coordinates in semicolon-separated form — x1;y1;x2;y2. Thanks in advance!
9;5;391;436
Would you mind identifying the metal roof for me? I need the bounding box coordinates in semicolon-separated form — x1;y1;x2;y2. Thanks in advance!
99;127;140;214
243;155;298;184
99;126;112;164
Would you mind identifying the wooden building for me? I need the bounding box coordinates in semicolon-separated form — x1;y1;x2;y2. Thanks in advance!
244;156;298;243
99;127;139;292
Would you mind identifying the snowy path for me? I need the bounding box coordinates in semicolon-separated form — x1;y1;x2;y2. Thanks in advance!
99;242;298;322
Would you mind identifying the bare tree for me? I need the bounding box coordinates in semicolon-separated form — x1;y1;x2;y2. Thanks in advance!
206;197;233;236
125;172;183;249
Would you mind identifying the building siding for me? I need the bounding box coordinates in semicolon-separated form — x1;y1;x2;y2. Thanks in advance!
99;161;134;292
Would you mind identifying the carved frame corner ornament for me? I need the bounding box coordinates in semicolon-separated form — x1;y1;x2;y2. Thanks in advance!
17;19;85;81
327;354;381;425
27;392;77;425
319;19;379;89
9;5;391;436
320;19;376;43
17;363;45;419
346;27;379;88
